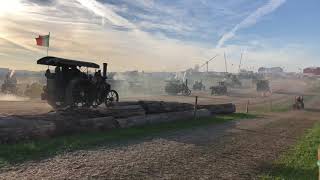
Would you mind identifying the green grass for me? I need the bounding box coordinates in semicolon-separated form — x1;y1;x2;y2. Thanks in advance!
261;123;320;180
0;113;255;169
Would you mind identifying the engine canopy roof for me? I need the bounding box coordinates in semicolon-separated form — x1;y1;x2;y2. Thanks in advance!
37;56;100;68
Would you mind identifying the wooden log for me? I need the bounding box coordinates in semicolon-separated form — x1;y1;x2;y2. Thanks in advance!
97;105;145;118
138;101;194;114
56;108;104;119
54;116;119;134
108;105;144;110
197;103;236;114
117;115;149;128
0;117;56;143
117;109;211;128
112;101;140;106
79;116;119;131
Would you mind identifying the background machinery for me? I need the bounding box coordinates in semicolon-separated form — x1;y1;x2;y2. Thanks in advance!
1;70;18;94
165;79;191;96
210;81;228;95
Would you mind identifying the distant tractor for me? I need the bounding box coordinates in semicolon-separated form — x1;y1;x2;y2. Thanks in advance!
165;79;191;96
256;80;271;96
210;81;228;95
1;70;18;94
24;83;43;98
256;80;270;92
38;56;119;109
225;74;242;88
193;80;205;91
293;96;304;110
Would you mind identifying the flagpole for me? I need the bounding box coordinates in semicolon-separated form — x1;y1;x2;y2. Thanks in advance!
47;32;50;56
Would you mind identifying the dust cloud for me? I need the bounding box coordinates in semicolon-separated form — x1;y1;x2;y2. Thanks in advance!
0;94;29;101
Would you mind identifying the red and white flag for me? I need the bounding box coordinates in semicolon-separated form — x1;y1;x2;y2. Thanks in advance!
35;34;50;47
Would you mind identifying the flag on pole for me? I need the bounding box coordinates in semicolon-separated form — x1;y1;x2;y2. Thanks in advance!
35;34;50;47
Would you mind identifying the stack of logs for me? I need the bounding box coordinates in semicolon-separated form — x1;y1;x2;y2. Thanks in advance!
0;101;236;143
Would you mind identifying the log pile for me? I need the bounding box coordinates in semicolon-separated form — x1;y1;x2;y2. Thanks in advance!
117;109;211;128
0;117;55;143
97;105;145;118
53;116;119;135
197;103;236;114
0;101;236;144
138;101;194;114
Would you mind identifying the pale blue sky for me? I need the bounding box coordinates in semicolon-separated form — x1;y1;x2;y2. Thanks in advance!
0;0;318;72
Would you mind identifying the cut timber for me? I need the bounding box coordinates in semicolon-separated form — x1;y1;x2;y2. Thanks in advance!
0;101;236;144
197;103;236;114
117;109;211;128
0;117;56;143
97;105;145;118
138;101;194;114
54;116;118;134
79;116;119;131
112;102;140;106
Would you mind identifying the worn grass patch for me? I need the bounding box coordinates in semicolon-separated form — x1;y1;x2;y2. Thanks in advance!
0;113;255;168
261;123;320;180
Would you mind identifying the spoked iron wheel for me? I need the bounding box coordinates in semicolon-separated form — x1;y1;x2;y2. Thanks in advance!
105;90;119;107
69;82;94;108
73;89;89;107
183;89;191;96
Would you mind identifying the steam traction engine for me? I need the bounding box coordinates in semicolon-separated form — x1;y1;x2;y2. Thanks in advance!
37;56;119;109
256;79;271;96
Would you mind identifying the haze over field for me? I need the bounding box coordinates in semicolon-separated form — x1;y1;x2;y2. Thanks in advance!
0;0;319;72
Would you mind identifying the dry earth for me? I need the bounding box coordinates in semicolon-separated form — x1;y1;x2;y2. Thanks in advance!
0;78;318;179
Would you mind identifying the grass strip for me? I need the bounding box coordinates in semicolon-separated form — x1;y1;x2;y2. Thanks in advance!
261;123;320;180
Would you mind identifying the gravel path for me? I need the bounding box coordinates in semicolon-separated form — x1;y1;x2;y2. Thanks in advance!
1;108;319;179
0;79;316;179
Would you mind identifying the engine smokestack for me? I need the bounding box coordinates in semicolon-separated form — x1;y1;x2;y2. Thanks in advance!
103;63;108;79
9;70;15;78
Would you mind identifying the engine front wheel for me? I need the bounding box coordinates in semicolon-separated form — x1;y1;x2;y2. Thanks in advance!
105;90;119;107
183;89;191;96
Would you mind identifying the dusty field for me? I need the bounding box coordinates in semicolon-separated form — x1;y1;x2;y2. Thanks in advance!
0;79;309;116
0;78;318;179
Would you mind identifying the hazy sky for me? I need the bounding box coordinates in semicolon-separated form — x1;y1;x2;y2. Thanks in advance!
0;0;319;72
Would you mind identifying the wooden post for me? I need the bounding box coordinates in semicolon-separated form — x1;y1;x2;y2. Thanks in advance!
246;100;249;113
47;32;50;56
270;97;273;112
194;96;198;119
318;146;320;180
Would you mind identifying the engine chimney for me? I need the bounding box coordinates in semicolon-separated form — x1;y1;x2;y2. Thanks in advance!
103;63;108;79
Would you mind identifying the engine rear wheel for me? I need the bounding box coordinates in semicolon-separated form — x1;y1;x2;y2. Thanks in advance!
66;79;95;108
183;89;191;96
105;90;119;107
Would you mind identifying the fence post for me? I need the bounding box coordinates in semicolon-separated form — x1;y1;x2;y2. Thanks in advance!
246;100;249;113
270;97;273;112
194;96;198;120
318;146;320;180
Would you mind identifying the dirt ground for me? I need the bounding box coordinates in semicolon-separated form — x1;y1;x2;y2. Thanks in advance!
0;78;318;179
0;79;309;116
